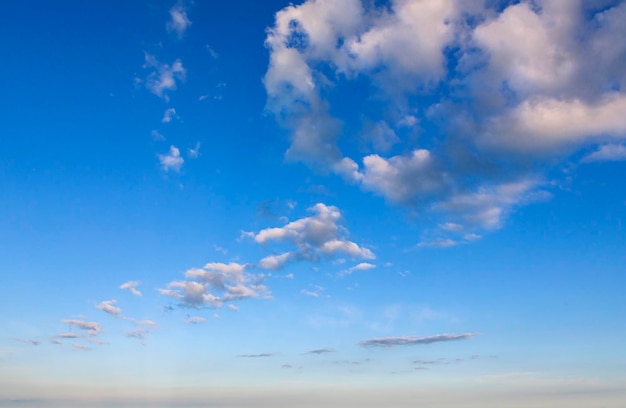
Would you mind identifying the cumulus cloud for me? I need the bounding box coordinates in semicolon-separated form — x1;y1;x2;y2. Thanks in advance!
252;203;374;263
120;281;142;297
63;319;102;336
167;1;191;38
159;262;270;309
158;145;184;172
263;0;626;237
144;54;186;101
359;333;476;348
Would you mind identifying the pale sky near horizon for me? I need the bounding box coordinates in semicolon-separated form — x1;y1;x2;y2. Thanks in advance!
1;0;626;407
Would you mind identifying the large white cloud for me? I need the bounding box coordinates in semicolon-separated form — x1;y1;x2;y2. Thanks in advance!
263;0;626;239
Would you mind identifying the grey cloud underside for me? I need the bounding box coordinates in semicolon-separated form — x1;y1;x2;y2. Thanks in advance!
238;353;276;358
306;348;335;355
359;333;476;348
264;0;626;237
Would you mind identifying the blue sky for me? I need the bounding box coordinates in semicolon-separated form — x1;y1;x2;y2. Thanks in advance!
1;0;626;407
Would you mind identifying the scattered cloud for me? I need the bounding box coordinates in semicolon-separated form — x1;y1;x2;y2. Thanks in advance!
13;338;40;346
300;289;320;298
582;144;626;163
188;141;201;158
125;328;149;340
359;333;476;348
159;262;270;309
161;108;178;123
72;344;90;351
158;145;184;172
251;203;374;266
63;319;102;336
184;316;206;324
206;44;219;59
120;281;142;297
151;130;166;141
338;262;375;277
166;1;191;38
97;300;122;318
88;338;109;346
228;304;239;312
238;353;276;358
306;348;335;355
144;53;186;101
54;333;81;339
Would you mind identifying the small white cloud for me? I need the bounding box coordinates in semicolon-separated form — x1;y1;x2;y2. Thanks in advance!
167;1;191;38
72;344;90;351
184;316;206;324
228;304;239;312
144;54;186;100
158;145;184;172
151;130;166;141
582;144;626;163
63;319;102;336
188;141;201;158
338;262;376;277
206;44;219;59
120;281;142;297
97;300;122;317
162;108;178;123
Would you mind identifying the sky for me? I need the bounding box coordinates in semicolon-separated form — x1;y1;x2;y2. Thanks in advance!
1;0;626;407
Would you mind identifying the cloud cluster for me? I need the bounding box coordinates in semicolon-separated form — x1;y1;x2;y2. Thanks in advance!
264;0;626;239
159;262;271;309
252;203;374;270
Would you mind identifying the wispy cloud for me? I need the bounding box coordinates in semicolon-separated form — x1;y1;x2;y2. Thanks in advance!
184;316;206;324
167;1;191;38
188;141;201;158
582;144;626;163
161;108;178;123
63;319;102;336
120;281;142;297
359;333;476;348
238;353;276;358
338;262;375;277
158;145;184;172
72;344;90;351
13;338;40;346
306;348;335;355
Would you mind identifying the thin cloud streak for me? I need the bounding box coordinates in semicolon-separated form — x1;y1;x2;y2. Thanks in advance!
359;333;476;348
